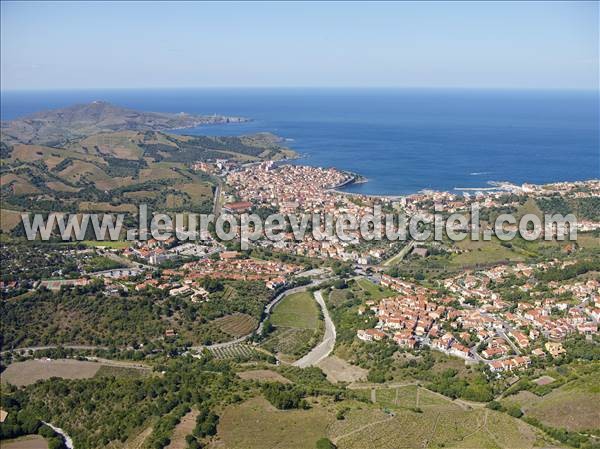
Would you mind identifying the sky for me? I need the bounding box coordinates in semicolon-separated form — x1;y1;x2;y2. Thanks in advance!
1;1;598;90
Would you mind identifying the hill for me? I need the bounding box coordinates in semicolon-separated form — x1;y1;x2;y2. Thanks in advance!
0;104;296;221
0;101;247;146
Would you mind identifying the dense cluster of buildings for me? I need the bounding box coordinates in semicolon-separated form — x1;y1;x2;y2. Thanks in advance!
182;253;300;286
358;260;599;373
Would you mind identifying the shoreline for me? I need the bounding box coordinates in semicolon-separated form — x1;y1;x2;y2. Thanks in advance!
329;172;600;200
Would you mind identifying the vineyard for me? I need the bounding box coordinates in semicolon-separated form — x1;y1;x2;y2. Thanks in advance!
260;327;317;358
208;343;264;360
260;291;324;361
213;313;258;338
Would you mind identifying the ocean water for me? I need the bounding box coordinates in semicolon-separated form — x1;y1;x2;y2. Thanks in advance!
2;88;598;195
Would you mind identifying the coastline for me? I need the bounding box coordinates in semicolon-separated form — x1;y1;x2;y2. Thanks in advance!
326;170;600;201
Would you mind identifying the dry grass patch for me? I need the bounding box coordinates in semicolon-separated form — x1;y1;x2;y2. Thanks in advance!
237;369;292;384
74;132;143;160
317;356;367;383
523;389;600;432
166;409;199;449
79;202;137;213
139;167;183;182
45;181;80;192
1;174;40;195
177;182;213;204
0;209;23;232
1;359;102;387
215;397;331;449
165;193;185;209
1;435;48;449
123;190;159;200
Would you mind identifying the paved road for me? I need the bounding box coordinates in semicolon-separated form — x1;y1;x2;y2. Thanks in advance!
293;290;336;368
212;182;222;217
192;278;335;353
43;422;74;449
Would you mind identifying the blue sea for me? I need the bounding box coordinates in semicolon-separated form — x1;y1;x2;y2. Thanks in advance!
2;88;598;195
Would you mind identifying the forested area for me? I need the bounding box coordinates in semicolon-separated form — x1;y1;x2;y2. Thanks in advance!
0;279;272;349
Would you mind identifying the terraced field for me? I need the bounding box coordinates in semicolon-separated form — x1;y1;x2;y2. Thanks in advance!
213;387;546;449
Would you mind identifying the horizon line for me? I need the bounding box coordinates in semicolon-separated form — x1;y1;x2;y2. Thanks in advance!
2;85;599;93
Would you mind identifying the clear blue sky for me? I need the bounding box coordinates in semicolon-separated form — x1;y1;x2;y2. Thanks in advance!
1;1;598;90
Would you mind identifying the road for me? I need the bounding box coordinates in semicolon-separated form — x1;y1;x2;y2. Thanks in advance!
0;344;108;355
43;422;74;449
212;182;222;217
192;278;335;353
293;290;336;368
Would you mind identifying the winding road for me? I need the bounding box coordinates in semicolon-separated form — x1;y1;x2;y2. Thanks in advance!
43;422;74;449
293;290;336;368
191;278;335;353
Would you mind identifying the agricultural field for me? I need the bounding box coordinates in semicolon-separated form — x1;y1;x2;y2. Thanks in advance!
213;397;331;449
208;344;264;360
1;435;49;449
1;359;152;387
94;364;152;379
330;385;543;449
212;313;258;338
237;369;292;384
0;209;22;232
260;327;318;362
1;125;293;218
213;389;547;449
1;359;103;386
501;368;600;432
260;291;324;361
270;291;320;329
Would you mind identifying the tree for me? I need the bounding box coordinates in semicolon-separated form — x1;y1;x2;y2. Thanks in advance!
316;438;337;449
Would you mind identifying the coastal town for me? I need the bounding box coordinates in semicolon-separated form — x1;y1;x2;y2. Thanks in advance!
359;262;599;373
1;4;598;449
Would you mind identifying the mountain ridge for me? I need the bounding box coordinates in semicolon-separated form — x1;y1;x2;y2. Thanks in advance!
1;101;248;146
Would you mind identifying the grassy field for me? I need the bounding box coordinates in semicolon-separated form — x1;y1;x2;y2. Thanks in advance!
1;435;48;449
213;313;258;338
177;182;213;205
270;291;320;329
213;390;546;449
1;359;151;386
261;290;324;360
81;240;133;249
502;368;600;432
1;359;102;386
214;397;331;449
317;356;368;383
451;238;526;267
237;369;292;384
0;209;23;232
331;385;541;449
166;409;199;449
355;278;397;300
